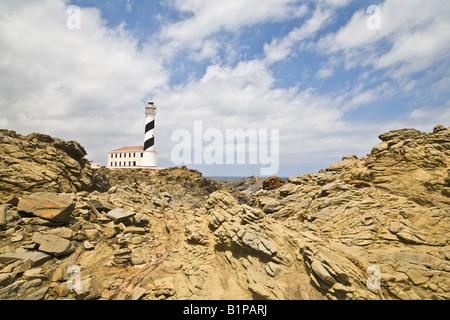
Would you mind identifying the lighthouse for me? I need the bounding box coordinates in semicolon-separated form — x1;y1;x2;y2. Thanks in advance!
106;100;158;169
142;100;158;167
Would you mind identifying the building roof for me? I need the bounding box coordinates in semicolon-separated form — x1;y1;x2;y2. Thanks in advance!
110;146;144;153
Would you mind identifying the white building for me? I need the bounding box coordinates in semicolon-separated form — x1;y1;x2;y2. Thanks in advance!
107;100;158;169
89;161;101;169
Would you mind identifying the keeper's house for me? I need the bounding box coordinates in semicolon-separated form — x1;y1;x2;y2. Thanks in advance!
107;146;145;168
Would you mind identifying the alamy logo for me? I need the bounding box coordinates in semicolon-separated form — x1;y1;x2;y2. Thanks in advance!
366;5;382;30
171;121;279;176
366;265;381;290
66;5;81;30
67;265;81;291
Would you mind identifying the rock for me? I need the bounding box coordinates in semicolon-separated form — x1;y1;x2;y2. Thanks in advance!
248;282;272;300
131;253;145;265
406;269;429;285
153;198;163;207
84;229;100;240
206;191;242;229
53;283;70;297
320;181;349;197
83;240;95;250
11;233;23;242
113;248;132;264
0;273;15;287
51;266;68;282
372;141;389;153
240;205;264;223
0;205;8;225
0;129;110;201
130;286;147;300
23;268;48;280
21;217;60;226
265;262;281;277
262;176;287;191
88;199;114;212
32;232;75;256
278;184;301;197
23;286;49;300
185;224;209;245
218;176;265;194
0;280;25;299
124;226;145;234
106;208;136;222
46;227;73;239
72;277;103;300
442;187;450;197
311;259;336;286
17;193;75;222
0;252;51;266
104;225;117;238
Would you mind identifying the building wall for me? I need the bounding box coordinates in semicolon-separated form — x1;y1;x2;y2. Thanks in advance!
106;150;158;168
107;150;144;168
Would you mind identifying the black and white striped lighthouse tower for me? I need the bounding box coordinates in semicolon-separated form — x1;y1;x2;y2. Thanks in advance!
142;100;158;167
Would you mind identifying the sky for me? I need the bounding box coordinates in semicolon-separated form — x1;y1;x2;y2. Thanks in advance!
0;0;449;177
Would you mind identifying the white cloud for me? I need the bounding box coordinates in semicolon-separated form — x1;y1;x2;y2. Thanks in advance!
318;0;353;7
159;0;307;58
263;7;331;64
374;19;450;78
317;0;450;78
0;0;168;162
316;56;339;79
406;102;450;126
155;59;353;167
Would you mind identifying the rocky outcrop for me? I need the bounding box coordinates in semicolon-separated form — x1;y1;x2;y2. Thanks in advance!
217;176;266;194
323;125;450;200
0;125;449;300
262;176;287;191
97;166;248;207
0;130;110;201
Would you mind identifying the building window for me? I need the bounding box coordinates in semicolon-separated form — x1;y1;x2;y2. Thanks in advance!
133;153;135;157
141;153;143;157
133;161;136;166
129;153;131;158
114;162;117;166
129;161;131;166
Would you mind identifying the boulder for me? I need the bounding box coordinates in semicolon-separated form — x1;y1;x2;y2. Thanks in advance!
87;199;114;212
262;176;287;191
17;193;75;222
0;252;52;266
32;232;75;256
106;208;136;222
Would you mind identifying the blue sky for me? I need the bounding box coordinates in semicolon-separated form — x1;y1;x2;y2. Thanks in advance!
0;0;449;177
